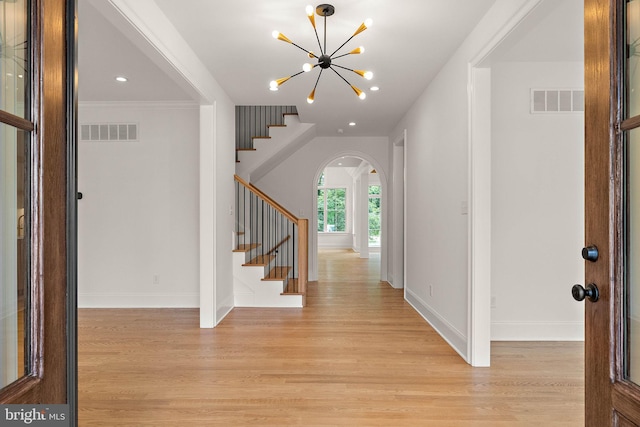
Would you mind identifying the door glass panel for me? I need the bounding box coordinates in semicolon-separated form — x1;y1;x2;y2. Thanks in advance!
0;123;28;389
0;0;28;119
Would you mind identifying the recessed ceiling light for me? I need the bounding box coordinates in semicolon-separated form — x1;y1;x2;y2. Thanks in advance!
115;76;128;82
338;163;343;166
349;122;356;126
370;86;379;91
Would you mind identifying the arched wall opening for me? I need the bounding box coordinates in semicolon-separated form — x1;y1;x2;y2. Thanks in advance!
310;151;389;284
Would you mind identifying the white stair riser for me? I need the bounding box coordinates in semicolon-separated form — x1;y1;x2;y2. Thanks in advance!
232;252;302;308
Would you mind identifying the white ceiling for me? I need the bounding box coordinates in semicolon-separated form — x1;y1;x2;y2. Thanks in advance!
78;0;583;137
78;1;193;102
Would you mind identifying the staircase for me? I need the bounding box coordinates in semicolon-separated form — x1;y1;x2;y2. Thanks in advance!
233;175;308;308
235;106;316;182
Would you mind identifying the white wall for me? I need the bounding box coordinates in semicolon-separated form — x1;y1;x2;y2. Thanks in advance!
254;136;389;281
490;61;584;340
106;0;238;326
390;0;539;359
78;102;200;307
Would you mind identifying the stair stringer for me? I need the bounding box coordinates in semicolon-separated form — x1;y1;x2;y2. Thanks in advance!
236;114;317;182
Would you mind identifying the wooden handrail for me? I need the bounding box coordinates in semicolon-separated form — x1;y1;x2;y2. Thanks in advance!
266;235;291;255
234;174;308;306
234;174;299;223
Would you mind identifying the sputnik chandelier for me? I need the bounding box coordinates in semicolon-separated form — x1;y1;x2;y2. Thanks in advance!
269;4;373;104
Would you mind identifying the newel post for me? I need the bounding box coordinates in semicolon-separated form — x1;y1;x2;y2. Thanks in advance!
298;219;308;306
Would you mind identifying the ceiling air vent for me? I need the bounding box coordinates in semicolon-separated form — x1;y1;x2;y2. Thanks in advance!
80;123;139;142
530;89;584;114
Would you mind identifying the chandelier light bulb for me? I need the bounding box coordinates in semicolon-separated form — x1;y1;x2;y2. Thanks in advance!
307;88;316;104
353;70;373;80
351;85;366;100
269;80;279;91
365;19;373;28
303;63;313;72
272;30;279;39
306;5;316;29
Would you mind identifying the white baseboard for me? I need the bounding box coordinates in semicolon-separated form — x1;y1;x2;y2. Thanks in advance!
216;294;234;325
405;288;468;361
491;321;584;341
79;293;199;308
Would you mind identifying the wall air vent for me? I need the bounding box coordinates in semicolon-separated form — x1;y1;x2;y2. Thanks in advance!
80;123;139;142
530;89;584;114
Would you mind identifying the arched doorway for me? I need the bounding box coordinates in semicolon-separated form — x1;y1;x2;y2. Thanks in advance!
310;154;388;284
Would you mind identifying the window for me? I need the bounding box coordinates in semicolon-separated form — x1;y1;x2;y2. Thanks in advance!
369;185;381;246
317;173;347;232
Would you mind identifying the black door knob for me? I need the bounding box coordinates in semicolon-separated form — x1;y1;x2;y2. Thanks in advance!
581;246;599;262
572;283;599;302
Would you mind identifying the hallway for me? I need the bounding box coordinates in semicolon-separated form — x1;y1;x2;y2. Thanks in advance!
78;249;583;426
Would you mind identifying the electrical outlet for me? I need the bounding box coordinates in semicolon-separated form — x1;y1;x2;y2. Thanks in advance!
429;284;433;297
153;275;159;285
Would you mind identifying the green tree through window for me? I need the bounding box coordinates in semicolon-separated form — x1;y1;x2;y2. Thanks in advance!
369;185;381;246
317;187;346;232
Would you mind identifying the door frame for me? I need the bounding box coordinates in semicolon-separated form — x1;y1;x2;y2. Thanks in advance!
0;0;77;420
466;0;542;367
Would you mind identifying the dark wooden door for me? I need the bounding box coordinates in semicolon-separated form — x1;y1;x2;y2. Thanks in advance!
0;0;77;420
583;0;640;425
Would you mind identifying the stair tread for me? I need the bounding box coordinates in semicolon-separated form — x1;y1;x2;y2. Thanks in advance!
243;255;275;266
267;124;287;128
236;148;256;151
252;136;271;139
233;243;260;252
281;278;303;295
262;266;292;281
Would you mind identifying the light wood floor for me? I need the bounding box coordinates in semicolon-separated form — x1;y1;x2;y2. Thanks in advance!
78;249;584;426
